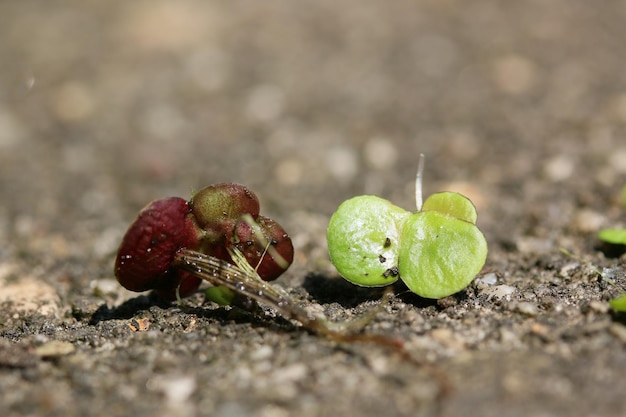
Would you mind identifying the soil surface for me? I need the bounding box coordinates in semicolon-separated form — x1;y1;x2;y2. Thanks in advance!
2;1;626;417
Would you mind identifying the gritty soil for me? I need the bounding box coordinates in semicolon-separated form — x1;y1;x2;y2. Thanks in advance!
1;1;626;417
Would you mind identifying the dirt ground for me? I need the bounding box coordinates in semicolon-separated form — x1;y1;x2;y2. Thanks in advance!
1;1;626;416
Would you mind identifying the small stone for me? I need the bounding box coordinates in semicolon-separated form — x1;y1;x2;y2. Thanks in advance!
480;284;516;300
572;209;606;233
148;375;197;405
35;341;76;358
516;302;539;317
558;262;580;278
529;322;551;340
430;328;465;350
0;274;60;316
90;279;120;296
249;345;274;362
436;296;457;309
475;272;498;288
366;355;391;376
128;318;150;332
516;236;553;254
499;328;521;346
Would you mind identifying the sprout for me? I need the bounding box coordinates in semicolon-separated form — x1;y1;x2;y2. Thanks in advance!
598;229;626;246
114;183;293;301
327;155;488;299
610;294;626;313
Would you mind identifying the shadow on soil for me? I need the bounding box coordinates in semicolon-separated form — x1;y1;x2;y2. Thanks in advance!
302;273;439;309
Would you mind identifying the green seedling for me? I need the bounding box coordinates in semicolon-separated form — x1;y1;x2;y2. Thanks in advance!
560;248;626;313
205;286;237;306
595;185;626;311
327;155;488;299
598;228;626;246
597;185;626;246
610;294;626;313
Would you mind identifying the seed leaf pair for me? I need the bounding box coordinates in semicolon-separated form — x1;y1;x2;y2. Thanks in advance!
327;156;488;299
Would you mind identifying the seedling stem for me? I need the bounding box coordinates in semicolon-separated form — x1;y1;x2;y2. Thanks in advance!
415;153;425;211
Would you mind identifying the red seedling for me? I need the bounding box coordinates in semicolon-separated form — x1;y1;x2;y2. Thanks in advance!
114;184;293;300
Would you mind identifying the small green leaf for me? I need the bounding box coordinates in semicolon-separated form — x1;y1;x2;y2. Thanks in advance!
609;293;626;312
327;195;409;287
205;286;237;306
422;192;478;224
598;229;626;245
399;210;488;299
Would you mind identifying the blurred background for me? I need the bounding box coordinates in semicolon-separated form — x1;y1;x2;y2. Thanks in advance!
1;0;626;285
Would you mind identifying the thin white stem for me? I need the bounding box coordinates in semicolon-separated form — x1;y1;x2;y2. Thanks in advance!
415;153;425;211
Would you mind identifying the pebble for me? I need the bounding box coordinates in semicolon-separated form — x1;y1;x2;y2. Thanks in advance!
35;341;76;358
262;363;309;400
0;272;60;316
572;209;606;233
270;363;308;384
148;375;197;405
529;322;551;340
516;302;539;316
90;279;120;296
474;272;498;288
480;284;516;300
430;328;465;350
516;236;554;254
558;262;580;278
128;318;150;332
366;355;391;376
249;345;274;362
